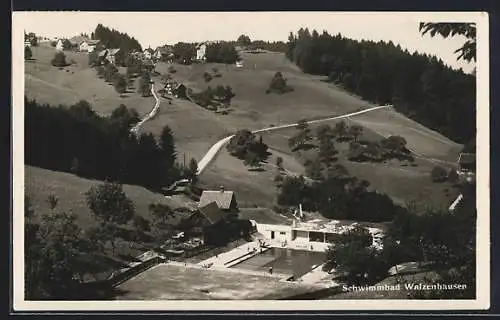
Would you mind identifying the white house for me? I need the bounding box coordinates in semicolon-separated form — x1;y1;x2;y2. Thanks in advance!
55;39;64;51
143;47;154;60
196;42;207;61
153;48;163;61
79;39;100;53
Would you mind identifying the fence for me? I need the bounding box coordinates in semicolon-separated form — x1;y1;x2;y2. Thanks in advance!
78;255;166;298
110;256;166;287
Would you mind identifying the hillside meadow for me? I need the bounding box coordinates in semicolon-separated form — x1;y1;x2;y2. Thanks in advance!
24;46;462;211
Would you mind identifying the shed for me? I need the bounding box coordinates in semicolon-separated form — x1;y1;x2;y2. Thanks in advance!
172;83;188;99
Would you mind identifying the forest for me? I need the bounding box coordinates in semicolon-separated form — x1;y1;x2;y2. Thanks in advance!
91;24;143;66
285;28;476;144
25;98;196;191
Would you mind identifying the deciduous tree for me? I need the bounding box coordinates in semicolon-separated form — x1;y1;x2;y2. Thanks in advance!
85;181;135;225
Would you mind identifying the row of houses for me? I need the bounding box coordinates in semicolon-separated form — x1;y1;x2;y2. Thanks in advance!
54;36;245;67
55;36;101;53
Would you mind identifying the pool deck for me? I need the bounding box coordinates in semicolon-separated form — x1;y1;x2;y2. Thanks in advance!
195;240;335;286
167;260;289;280
198;241;263;268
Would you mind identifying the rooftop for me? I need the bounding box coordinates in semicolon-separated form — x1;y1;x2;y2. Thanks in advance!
69;35;89;45
238;208;291;225
198;189;235;210
199;201;227;225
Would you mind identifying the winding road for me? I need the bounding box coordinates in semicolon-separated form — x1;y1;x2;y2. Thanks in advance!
196;104;392;175
130;82;161;135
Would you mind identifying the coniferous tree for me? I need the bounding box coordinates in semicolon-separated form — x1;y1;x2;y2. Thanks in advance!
285;27;475;143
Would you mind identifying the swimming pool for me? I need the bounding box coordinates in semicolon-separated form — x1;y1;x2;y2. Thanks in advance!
229;247;325;278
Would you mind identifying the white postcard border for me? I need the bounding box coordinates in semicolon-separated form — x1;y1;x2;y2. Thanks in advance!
12;11;490;311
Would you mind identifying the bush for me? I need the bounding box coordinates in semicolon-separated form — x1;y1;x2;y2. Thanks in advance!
138;75;152;97
431;165;448;183
168;66;177;74
104;64;119;83
447;169;460;184
203;72;213;82
226;129;269;164
267;72;293;94
51;52;68;67
114;74;128;95
95;66;105;78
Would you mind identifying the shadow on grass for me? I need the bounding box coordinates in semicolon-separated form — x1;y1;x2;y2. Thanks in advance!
292;143;317;152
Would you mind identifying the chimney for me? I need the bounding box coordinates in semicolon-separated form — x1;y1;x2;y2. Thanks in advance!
219;185;225;193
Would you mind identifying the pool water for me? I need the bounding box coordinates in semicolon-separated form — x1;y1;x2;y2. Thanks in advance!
230;247;325;278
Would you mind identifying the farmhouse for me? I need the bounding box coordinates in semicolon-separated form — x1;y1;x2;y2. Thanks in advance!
179;201;250;246
98;48;121;65
198;186;238;212
156;45;174;62
79;39;101;53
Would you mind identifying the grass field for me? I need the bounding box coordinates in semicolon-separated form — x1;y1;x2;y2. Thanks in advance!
258;117;461;208
24;46;463;212
25;165;196;228
198;147;306;207
155;51;370;129
114;263;319;300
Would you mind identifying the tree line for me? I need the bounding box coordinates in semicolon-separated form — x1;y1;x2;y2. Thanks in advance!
285;28;476;144
236;34;288;52
92;23;142;64
205;42;239;64
25;98;197;191
277;173;404;222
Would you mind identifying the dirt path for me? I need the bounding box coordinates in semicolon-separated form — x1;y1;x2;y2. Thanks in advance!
130;83;161;134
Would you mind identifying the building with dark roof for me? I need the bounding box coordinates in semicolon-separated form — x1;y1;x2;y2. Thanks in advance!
199;202;228;225
181;200;248;246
